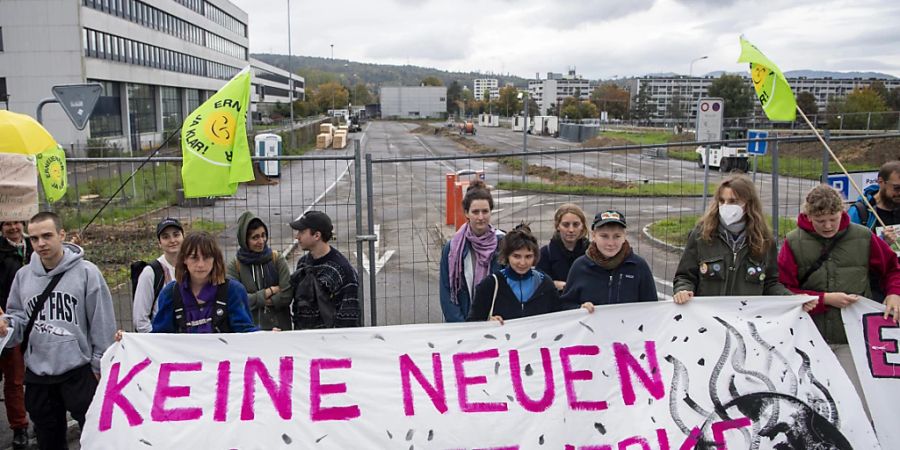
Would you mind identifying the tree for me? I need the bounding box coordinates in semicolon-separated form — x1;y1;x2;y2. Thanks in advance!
312;81;349;113
837;87;890;129
668;92;684;120
351;84;372;106
589;84;630;119
795;92;818;117
869;81;889;103
496;85;521;117
421;76;443;86
561;97;599;120
707;74;753;118
631;84;652;123
888;88;900;111
447;81;463;116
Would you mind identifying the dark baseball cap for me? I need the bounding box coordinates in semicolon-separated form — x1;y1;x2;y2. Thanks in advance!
592;210;626;229
290;211;333;234
156;218;184;238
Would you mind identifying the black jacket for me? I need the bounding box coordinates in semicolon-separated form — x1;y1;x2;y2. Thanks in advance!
560;252;657;307
467;269;561;321
0;238;32;311
537;237;590;283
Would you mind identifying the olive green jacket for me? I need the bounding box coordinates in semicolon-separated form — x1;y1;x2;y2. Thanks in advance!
674;226;791;297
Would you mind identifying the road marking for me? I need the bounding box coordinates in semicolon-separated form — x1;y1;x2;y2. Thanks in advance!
654;276;674;287
282;161;354;256
414;135;456;172
359;224;395;275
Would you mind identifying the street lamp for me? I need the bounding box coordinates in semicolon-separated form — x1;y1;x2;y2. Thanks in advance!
286;0;295;150
687;55;708;130
688;55;708;77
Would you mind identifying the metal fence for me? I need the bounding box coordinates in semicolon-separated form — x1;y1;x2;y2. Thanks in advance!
60;129;899;330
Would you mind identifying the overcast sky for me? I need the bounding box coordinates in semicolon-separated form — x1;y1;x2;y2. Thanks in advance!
230;0;900;80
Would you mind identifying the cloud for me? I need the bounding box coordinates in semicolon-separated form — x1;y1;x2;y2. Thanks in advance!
365;35;471;61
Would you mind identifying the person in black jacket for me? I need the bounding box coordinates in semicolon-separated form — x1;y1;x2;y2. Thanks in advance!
468;224;590;323
560;210;657;307
537;203;590;291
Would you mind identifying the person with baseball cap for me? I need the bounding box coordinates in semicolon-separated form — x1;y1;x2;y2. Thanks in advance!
132;218;183;332
289;211;361;328
560;210;657;309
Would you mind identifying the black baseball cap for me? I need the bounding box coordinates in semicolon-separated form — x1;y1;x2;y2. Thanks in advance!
290;211;333;235
156;218;183;238
592;210;627;229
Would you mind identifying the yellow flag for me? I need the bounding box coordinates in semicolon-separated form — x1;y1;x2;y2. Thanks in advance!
35;145;67;203
737;36;797;122
181;67;253;198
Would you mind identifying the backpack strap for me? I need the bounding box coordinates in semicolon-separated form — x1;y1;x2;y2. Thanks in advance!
211;283;231;333
798;231;849;287
149;260;165;312
172;286;187;333
21;273;64;355
853;200;871;230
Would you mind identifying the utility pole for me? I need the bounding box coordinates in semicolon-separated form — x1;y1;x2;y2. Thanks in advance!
286;0;295;150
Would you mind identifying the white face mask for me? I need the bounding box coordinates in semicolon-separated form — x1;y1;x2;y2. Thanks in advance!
718;203;745;226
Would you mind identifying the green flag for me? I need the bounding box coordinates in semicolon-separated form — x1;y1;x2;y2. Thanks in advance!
737;36;797;122
35;145;67;203
181;67;253;198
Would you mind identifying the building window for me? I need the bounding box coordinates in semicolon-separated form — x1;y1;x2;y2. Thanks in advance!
185;89;201;113
128;83;156;134
160;87;182;131
88;80;123;137
0;27;4;52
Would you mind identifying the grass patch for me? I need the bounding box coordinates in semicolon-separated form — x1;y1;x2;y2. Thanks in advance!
497;181;706;197
667;149;877;180
57;163;180;230
190;219;226;234
647;214;798;248
599;130;678;145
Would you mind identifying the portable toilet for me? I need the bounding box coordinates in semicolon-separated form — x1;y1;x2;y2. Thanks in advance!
254;133;282;177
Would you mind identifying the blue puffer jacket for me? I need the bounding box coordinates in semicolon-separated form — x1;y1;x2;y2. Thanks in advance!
559;251;657;307
847;184;880;230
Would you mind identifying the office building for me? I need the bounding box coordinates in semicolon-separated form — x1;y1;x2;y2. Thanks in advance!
380;86;447;119
528;70;592;115
473;78;499;100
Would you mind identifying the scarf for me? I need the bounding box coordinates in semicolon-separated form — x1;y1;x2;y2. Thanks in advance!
178;278;219;334
236;245;278;289
718;223;747;254
448;223;498;303
586;240;632;270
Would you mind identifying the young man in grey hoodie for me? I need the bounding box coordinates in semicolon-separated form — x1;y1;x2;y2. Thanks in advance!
0;212;116;450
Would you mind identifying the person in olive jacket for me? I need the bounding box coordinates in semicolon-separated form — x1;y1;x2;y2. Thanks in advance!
674;174;791;303
560;210;657;307
227;211;293;330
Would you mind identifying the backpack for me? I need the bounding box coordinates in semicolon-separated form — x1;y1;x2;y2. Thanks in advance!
171;283;231;333
130;260;165;305
291;266;336;329
852;200;872;230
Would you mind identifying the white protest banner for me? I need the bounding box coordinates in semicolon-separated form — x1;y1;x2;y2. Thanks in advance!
82;296;878;449
843;297;900;446
0;154;38;221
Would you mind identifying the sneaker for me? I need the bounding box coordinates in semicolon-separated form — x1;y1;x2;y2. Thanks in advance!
12;428;28;450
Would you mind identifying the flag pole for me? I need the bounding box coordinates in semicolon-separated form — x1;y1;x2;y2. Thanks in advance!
795;106;892;235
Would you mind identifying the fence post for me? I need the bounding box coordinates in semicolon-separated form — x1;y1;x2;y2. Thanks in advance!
771;136;780;240
365;153;378;327
821;129;831;183
353;140;366;325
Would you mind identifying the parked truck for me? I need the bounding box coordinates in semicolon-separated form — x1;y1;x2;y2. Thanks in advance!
695;127;751;172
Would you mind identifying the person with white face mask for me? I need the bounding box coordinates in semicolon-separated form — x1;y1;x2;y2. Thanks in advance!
673;174;791;303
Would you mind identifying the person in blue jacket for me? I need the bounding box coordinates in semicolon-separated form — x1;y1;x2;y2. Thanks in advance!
152;232;258;333
847;161;900;247
440;180;504;322
560;210;657;307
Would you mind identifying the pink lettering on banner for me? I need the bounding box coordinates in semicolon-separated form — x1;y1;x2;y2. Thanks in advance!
655;427;701;450
613;341;664;406
309;358;361;421
98;357;152;431
453;349;508;413
618;436;650;450
711;417;752;449
241;357;294;420
399;353;448;416
559;345;607;411
151;362;203;422
214;360;230;422
863;312;900;378
509;348;555;412
564;445;612;450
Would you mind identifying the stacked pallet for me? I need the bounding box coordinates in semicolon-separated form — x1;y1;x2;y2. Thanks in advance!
316;123;335;149
333;130;348;149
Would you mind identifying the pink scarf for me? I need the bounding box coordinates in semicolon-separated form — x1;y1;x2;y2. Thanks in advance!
448;223;498;303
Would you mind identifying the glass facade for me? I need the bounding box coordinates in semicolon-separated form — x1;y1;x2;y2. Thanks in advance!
160;87;182;131
88;80;123;137
128;83;156;134
186;89;201;113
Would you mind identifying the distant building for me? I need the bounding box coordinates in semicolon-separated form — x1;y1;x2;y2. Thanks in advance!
473;78;499;100
528;69;592;115
623;75;900;123
250;57;304;119
0;0;253;152
380;86;447;119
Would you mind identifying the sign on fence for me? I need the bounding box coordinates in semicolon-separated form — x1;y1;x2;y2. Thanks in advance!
0;154;38;221
82;296;882;449
827;171;879;201
746;129;768;155
696;98;724;144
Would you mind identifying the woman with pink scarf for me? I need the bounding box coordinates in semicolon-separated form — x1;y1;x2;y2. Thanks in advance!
440;180;505;322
